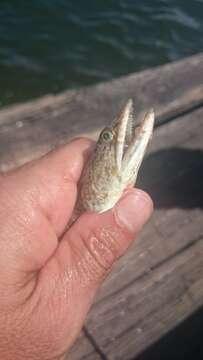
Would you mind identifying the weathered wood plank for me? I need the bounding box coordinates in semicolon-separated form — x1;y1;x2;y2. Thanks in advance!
0;53;203;171
86;236;203;360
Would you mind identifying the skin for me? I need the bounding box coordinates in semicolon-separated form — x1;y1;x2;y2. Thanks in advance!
0;138;153;360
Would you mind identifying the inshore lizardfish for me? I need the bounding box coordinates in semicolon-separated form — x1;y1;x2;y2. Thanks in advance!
75;99;154;217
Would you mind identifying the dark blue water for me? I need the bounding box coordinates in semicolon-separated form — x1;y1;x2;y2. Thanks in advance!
0;0;203;107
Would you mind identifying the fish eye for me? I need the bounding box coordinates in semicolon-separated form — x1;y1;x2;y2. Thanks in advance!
101;129;113;142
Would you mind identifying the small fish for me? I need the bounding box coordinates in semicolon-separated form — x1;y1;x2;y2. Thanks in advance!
76;99;154;215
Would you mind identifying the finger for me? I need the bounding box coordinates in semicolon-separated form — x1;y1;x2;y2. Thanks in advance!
46;189;153;328
2;138;94;237
0;138;94;276
61;188;152;277
27;137;94;235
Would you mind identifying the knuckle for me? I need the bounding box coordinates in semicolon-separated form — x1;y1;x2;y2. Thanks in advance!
75;226;121;283
89;227;120;269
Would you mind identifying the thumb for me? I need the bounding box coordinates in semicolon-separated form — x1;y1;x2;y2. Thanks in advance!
37;189;153;349
52;188;153;300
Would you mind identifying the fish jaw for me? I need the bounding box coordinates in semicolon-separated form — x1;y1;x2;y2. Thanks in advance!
121;108;154;185
78;100;155;214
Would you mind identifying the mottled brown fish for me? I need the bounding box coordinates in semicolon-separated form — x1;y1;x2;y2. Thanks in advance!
76;99;154;215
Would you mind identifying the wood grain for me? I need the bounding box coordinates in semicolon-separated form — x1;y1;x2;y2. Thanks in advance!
0;53;203;171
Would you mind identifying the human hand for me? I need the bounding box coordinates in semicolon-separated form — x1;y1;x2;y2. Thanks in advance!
0;138;153;360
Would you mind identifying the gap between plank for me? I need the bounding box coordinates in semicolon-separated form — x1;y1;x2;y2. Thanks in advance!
83;326;108;360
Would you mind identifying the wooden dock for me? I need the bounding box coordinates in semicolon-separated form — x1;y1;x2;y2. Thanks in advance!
0;53;203;359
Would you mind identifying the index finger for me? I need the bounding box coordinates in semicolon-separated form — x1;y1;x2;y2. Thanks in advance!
5;138;94;237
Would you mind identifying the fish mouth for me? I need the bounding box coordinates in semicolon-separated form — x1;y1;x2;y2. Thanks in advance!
114;99;155;175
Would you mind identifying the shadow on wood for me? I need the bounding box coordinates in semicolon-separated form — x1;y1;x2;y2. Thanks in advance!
134;305;203;360
138;147;203;209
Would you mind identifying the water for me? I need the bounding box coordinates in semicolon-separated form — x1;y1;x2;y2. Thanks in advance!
0;0;203;107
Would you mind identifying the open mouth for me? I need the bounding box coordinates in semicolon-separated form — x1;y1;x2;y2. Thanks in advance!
114;99;154;173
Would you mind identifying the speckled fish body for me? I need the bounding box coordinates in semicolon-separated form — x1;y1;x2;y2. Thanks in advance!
77;99;154;214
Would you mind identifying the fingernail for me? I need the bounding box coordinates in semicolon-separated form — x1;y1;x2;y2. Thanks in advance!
114;189;153;233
